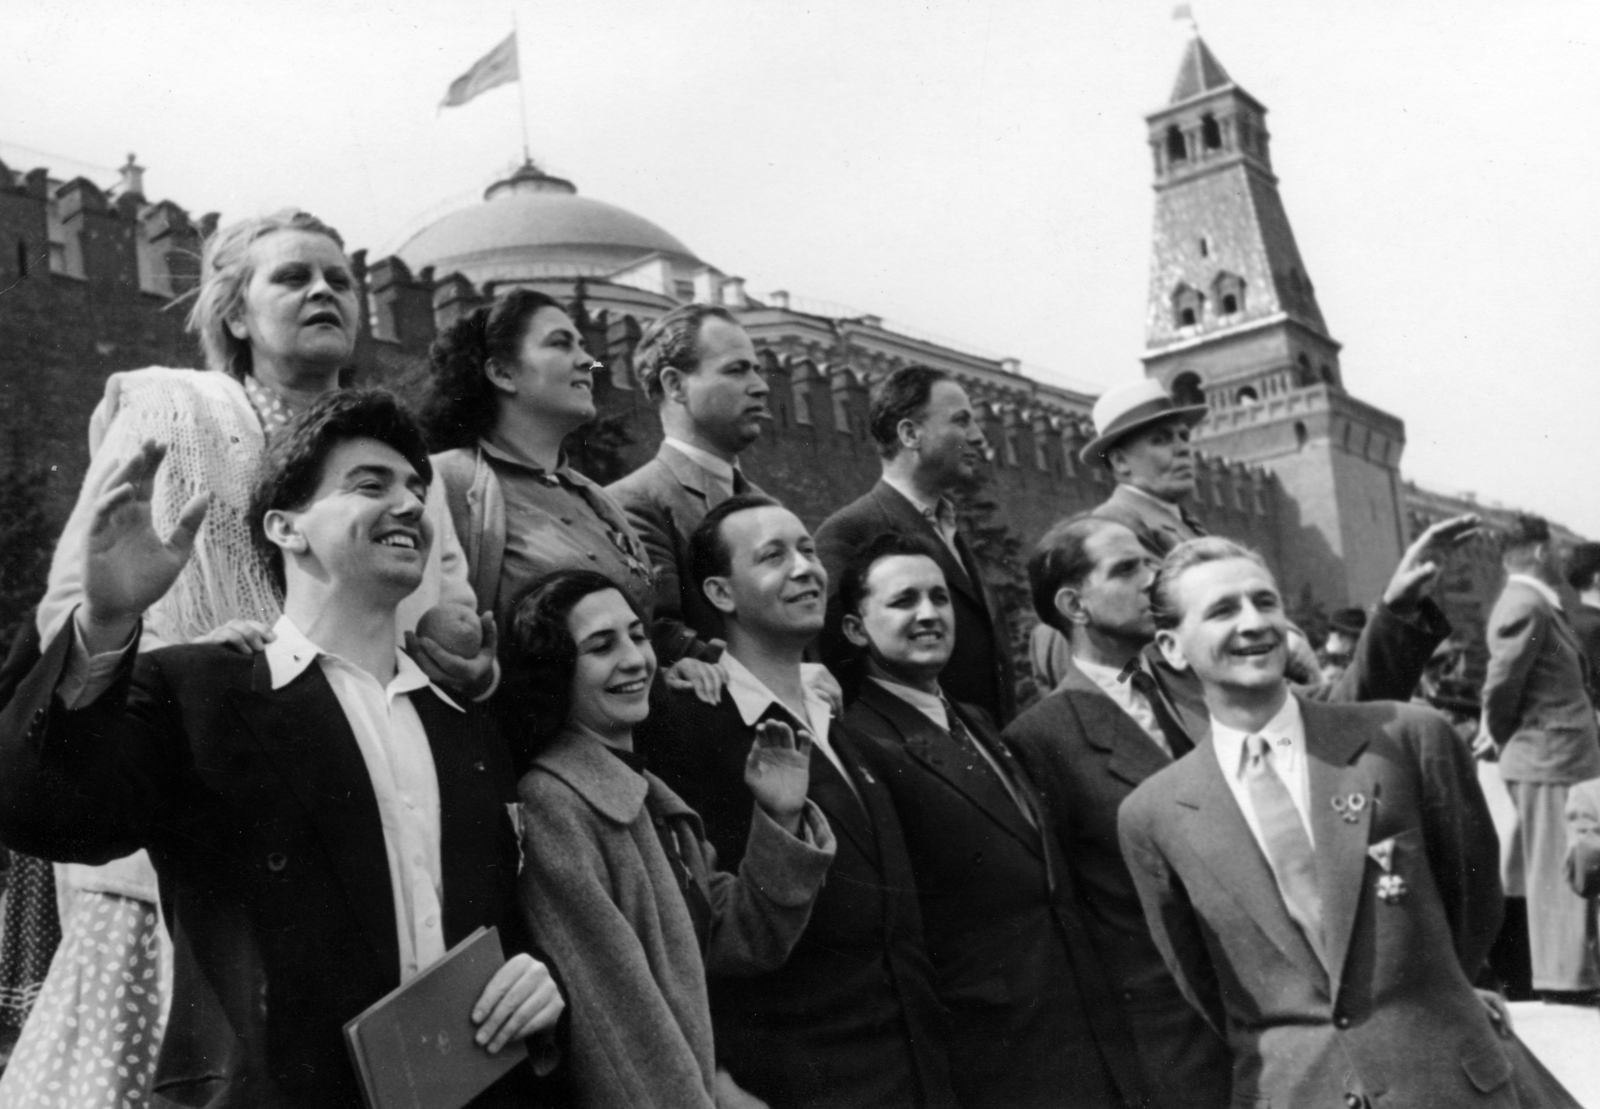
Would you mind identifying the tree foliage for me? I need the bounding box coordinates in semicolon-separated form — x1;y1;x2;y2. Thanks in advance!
951;474;1039;712
0;443;55;656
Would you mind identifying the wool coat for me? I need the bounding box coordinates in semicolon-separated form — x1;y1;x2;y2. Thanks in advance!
517;729;834;1109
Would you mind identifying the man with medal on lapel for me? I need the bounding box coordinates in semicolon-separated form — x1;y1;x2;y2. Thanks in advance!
1118;536;1525;1109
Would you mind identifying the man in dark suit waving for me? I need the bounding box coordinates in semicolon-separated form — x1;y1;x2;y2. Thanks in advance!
0;392;562;1108
817;365;1014;724
1119;537;1514;1109
643;494;957;1109
837;531;1145;1109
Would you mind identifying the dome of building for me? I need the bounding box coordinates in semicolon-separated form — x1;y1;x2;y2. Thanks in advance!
396;162;705;288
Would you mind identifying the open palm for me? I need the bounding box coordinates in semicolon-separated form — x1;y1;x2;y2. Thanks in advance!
744;719;813;833
84;440;209;626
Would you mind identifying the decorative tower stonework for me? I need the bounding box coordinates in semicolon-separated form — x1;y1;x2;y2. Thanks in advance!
1142;36;1408;610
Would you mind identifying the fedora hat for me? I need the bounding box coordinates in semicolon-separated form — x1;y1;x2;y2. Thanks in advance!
1079;379;1209;465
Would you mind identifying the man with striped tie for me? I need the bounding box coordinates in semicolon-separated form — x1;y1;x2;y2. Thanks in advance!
1119;537;1517;1109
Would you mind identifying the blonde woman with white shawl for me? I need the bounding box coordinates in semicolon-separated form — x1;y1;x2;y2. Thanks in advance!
3;210;488;1108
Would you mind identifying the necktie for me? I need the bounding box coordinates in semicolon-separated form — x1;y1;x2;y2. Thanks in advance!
1180;507;1208;538
1127;668;1195;758
731;468;750;496
943;697;1037;829
1245;734;1324;964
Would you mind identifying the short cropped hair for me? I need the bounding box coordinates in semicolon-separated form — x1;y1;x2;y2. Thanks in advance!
687;493;785;597
186;210;345;380
248;389;433;592
1503;513;1551;553
868;366;950;459
1567;542;1600;592
1151;536;1270;630
499;569;643;754
416;288;566;450
837;531;946;620
631;304;739;401
1028;515;1118;633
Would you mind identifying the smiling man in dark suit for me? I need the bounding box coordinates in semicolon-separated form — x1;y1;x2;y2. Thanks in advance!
643;493;957;1109
816;365;1014;725
608;304;771;663
1119;537;1514;1109
0;392;562;1109
837;530;1146;1109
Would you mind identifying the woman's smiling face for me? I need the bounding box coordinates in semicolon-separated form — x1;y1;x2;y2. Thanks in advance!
566;587;656;741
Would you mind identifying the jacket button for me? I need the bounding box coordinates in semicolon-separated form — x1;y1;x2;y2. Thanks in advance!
267;852;288;872
1335;1014;1351;1029
1344;1094;1362;1109
32;708;46;725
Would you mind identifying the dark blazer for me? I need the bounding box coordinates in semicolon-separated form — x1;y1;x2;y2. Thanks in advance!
607;443;761;663
816;481;1015;725
1482;578;1600;783
0;628;536;1109
1006;600;1451;1109
641;687;958;1109
845;682;1145;1109
1119;698;1512;1108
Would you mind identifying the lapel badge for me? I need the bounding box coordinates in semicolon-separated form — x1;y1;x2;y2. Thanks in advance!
1376;874;1409;903
1331;792;1367;823
1366;837;1395;872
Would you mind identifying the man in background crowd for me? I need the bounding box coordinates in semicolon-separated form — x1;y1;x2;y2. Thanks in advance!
1320;606;1367;686
1565;541;1600;691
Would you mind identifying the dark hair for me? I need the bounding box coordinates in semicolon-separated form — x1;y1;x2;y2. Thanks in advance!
1028;514;1119;633
688;492;784;596
498;570;641;751
1567;542;1600;592
1503;513;1551;553
868;365;949;459
837;531;946;620
1150;536;1270;630
248;389;433;592
415;289;565;450
631;304;739;401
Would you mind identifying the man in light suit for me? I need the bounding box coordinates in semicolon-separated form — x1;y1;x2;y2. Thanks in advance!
0;392;563;1108
816;366;1014;725
1006;513;1465;1109
1031;379;1208;690
608;304;770;663
1119;537;1514;1108
1483;514;1600;999
838;531;1146;1109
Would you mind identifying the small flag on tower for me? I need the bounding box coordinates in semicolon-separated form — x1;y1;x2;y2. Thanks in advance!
440;33;519;109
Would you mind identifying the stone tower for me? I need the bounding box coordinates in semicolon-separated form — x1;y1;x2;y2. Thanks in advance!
1141;35;1408;610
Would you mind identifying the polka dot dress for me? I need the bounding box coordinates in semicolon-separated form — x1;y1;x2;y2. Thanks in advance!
0;854;62;1031
0;891;170;1107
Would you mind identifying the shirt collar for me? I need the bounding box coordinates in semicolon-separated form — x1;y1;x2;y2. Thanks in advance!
264;614;462;711
870;676;949;732
882;474;955;529
478;435;572;483
1118;482;1185;523
1210;692;1303;779
722;652;831;734
1075;653;1141;689
1508;573;1562;611
663;437;737;485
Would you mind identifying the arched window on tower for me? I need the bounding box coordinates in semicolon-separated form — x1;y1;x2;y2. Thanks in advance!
1171;371;1205;408
1213;272;1245;317
1165;125;1187;164
1172;284;1204;329
1295;353;1316;388
1201;114;1222;151
1320;364;1339;389
1235;385;1259;405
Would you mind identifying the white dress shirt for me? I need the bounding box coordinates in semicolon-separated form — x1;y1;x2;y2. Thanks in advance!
1073;655;1173;757
62;611;462;984
723;652;854;795
1210;693;1315;849
663;436;743;498
1507;572;1562;611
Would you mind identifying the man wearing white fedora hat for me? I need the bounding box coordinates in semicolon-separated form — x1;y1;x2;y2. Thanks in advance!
1031;380;1209;689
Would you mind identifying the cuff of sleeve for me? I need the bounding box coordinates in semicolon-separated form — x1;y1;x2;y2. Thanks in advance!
739;800;836;907
1380;596;1451;637
58;607;140;710
472;657;503;703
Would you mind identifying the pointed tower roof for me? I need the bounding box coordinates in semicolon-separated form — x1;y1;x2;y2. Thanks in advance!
1169;36;1231;104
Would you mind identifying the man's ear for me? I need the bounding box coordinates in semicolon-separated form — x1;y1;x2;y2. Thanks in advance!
896;417;921;454
841;612;869;649
701;575;736;616
484;358;519;396
1154;627;1190;672
659;366;690;405
1105;446;1129;483
262;510;308;556
1054;585;1088;628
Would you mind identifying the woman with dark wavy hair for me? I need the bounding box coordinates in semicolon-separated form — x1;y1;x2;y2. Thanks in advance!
500;569;835;1109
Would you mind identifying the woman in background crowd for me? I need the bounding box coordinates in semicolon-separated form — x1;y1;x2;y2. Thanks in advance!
500;570;833;1108
3;209;487;1108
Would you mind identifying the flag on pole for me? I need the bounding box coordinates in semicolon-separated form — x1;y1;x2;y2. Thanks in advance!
440;33;519;109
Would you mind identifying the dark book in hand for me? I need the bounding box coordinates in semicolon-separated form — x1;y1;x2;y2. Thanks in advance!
344;926;527;1109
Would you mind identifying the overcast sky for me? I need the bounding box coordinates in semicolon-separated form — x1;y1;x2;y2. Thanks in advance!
4;0;1596;537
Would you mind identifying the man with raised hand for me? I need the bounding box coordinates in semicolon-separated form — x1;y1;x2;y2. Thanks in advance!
0;391;562;1109
644;493;958;1109
1118;537;1514;1109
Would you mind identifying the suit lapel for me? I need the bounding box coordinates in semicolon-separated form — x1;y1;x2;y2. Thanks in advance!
658;445;721;510
1175;739;1329;989
861;684;1038;855
1056;664;1173;789
227;655;400;984
754;702;878;861
1301;699;1374;1002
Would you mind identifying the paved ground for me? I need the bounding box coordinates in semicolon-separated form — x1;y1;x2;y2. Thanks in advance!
1512;1000;1599;1106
